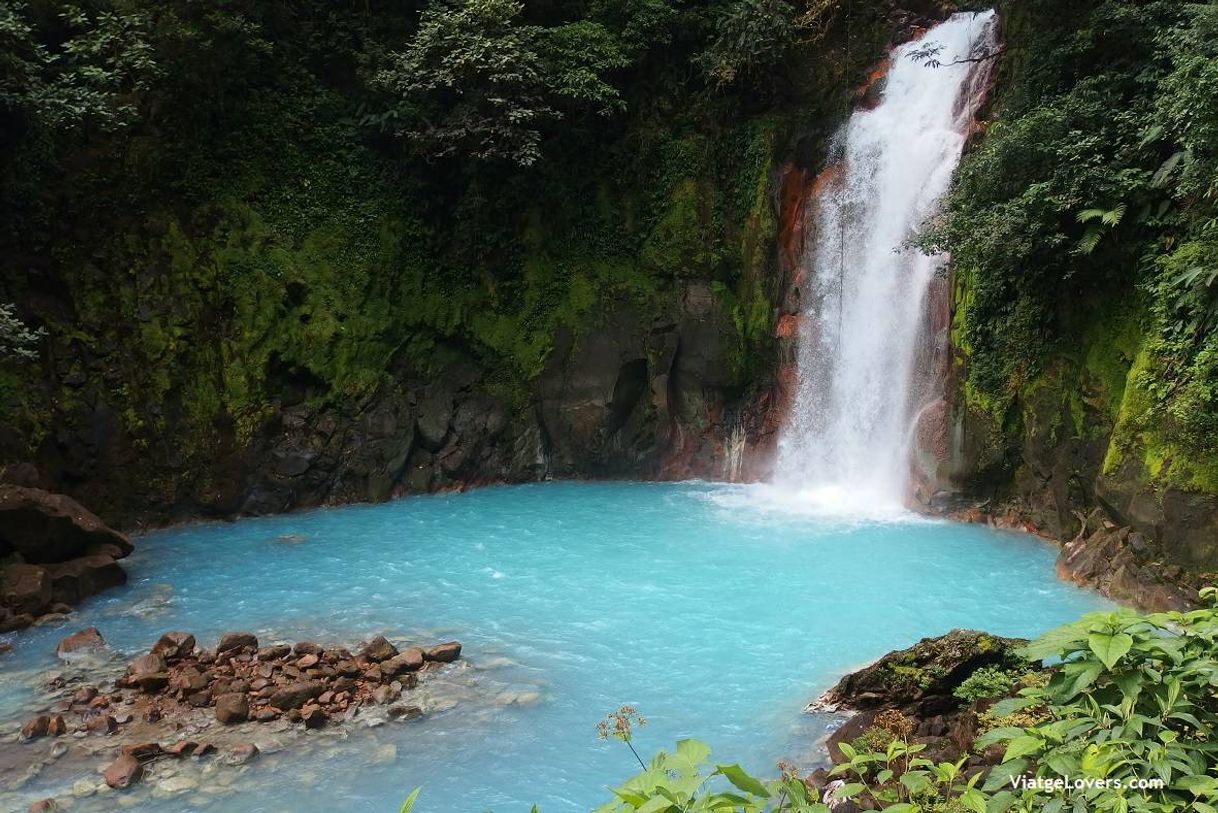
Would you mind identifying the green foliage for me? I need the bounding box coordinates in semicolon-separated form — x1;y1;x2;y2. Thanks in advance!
0;0;158;132
978;590;1218;812
0;302;43;360
595;738;829;813
953;666;1019;703
932;0;1218;494
370;0;627;166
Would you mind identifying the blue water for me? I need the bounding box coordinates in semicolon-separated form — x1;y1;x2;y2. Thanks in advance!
0;482;1108;812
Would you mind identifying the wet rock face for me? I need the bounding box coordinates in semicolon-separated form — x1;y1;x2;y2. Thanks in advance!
1056;509;1199;612
0;485;132;631
8;272;781;525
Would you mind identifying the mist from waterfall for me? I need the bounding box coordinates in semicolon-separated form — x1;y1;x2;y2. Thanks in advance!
773;11;997;513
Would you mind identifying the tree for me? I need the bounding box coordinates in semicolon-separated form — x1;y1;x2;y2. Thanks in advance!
370;0;628;166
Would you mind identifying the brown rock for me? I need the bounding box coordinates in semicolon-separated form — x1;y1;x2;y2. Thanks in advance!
164;740;198;757
217;631;259;654
127;652;167;675
55;626;105;659
19;714;51;740
171;666;208;693
186;691;211;707
86;715;117;734
133;672;169;693
72;686;98;704
425;641;462;663
372;684;400;705
294;641;324;656
360;635;399;662
297;653;319;668
46;715;67;736
0;485;134;563
229;743;259;763
364;664;383;683
151;631;196;660
253;708;280;722
388;704;423;720
2;564;52;616
301;705;328;729
215;693;249;724
383;648;424;676
0;611;34;632
268;680;325;710
103;754;143;788
44;555;127;605
27;799;57;813
122;742;163;761
257;644;291;660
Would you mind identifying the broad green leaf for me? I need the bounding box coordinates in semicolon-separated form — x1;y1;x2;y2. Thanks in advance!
675;739;710;766
1088;632;1133;669
1002;735;1044;762
715;764;770;798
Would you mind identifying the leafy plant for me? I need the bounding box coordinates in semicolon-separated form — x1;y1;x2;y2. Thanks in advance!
953;666;1019;703
977;587;1218;812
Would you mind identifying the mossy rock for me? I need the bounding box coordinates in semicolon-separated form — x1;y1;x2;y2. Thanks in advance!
811;629;1026;717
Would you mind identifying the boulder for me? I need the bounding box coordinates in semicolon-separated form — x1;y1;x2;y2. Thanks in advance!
132;672;170;692
216;631;258;654
293;641;324;656
19;714;51;740
85;715;116;734
301;705;328;729
46;715;67;736
268;680;325;710
44;555;126;604
383;648;424;676
127;652;167;676
258;644;291;660
2;564;51;616
151;631;196;660
360;635;398;662
214;693;249;724
0;485;133;563
425;641;462;663
103;754;143;789
56;627;106;659
809;629;1025;716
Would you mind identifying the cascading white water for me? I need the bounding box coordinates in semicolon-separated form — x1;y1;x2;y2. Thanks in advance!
775;11;997;511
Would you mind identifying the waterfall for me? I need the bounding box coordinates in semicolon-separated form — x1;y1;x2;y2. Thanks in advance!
775;11;997;511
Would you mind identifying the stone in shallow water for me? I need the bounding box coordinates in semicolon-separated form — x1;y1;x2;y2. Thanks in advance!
151;631;195;660
103;754;142;788
158;774;199;793
56;627;105;659
214;693;248;724
216;632;258;654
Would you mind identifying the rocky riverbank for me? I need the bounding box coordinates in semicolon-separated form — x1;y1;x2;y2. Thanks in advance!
931;497;1209;613
3;627;464;812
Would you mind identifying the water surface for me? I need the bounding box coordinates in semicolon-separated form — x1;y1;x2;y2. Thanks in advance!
1;482;1108;812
